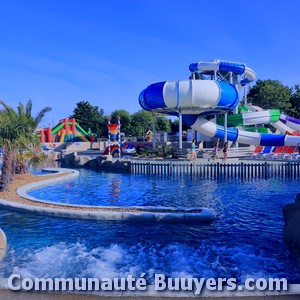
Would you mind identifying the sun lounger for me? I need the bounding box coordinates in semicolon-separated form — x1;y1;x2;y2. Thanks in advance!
285;149;300;160
255;146;273;159
260;146;277;159
248;145;263;159
268;146;287;159
276;146;296;160
287;154;300;160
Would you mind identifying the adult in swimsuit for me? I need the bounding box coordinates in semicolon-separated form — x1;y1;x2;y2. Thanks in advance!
222;142;228;161
190;138;197;161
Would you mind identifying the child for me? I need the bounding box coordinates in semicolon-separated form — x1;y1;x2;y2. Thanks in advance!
222;142;228;161
190;139;197;161
213;140;220;160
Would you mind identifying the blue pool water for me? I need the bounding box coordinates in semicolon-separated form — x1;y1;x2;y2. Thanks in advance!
0;169;300;283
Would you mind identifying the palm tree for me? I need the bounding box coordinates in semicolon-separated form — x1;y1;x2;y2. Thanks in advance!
0;100;51;191
17;100;52;128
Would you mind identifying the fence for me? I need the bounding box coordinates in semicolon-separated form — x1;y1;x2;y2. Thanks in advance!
130;161;300;179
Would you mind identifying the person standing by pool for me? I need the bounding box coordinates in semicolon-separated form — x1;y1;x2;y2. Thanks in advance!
213;139;220;160
222;142;228;161
190;138;197;161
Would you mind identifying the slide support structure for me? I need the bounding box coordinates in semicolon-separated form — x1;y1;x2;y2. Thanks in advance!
179;110;183;150
224;112;228;143
244;85;248;106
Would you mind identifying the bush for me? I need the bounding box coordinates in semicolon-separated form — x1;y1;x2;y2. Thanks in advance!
155;144;175;158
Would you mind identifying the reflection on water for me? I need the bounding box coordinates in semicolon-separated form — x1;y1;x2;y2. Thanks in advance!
109;177;121;203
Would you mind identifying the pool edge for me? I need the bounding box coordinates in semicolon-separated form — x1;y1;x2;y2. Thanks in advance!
0;168;215;223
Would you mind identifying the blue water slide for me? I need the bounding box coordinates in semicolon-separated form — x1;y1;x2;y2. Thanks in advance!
139;80;239;112
139;60;300;146
188;60;256;85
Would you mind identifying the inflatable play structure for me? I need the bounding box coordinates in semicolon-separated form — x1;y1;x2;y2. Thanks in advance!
139;59;300;146
38;118;95;143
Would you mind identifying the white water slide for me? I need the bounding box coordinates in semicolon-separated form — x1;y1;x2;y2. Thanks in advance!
239;105;294;135
139;59;300;146
245;104;300;134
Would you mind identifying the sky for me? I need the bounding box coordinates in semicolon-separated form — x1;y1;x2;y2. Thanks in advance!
0;0;300;127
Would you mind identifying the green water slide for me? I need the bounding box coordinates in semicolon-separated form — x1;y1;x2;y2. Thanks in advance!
35;122;64;138
238;105;250;113
217;108;280;127
51;122;65;134
50;121;89;137
243;126;269;133
75;123;89;136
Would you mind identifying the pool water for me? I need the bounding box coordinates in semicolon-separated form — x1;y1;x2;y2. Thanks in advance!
0;169;299;283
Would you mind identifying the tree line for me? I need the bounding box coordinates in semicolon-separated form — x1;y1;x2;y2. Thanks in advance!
69;101;186;138
247;80;300;117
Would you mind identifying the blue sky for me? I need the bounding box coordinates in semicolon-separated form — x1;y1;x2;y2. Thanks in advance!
0;0;300;127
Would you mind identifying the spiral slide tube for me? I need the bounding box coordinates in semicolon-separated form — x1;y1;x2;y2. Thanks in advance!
243;104;299;134
183;115;300;146
139;79;239;113
280;114;300;132
139;60;300;146
219;107;295;135
189;59;256;86
247;104;300;132
217;109;280;127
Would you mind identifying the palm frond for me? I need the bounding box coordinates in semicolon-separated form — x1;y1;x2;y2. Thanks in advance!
0;100;17;120
25;99;32;117
17;102;25;117
34;106;52;125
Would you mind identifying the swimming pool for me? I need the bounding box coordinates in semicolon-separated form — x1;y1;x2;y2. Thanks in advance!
0;169;299;284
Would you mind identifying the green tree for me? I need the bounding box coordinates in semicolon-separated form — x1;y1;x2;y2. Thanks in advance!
0;100;51;191
170;119;190;132
247;79;293;115
170;119;179;132
290;85;300;118
130;110;172;137
70;101;105;137
130;110;153;137
156;115;171;132
110;109;132;135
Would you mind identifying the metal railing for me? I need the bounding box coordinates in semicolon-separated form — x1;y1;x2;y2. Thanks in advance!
130;161;300;179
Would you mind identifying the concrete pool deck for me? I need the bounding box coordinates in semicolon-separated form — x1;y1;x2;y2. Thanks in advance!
0;168;215;222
